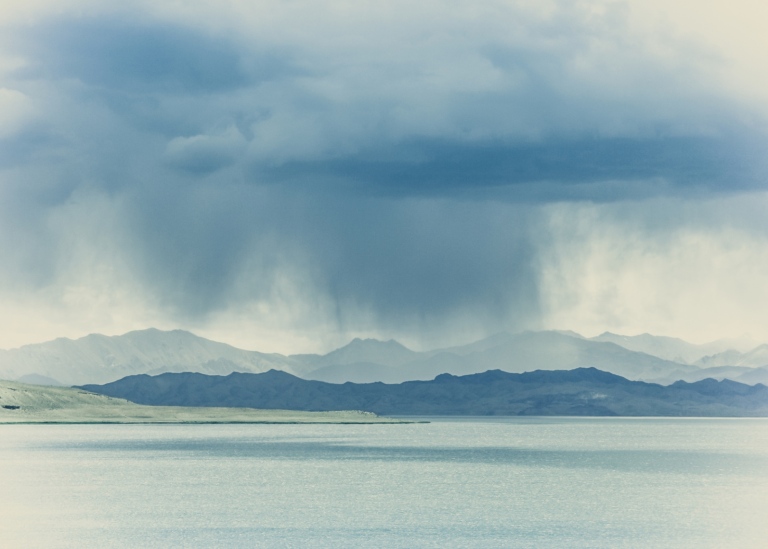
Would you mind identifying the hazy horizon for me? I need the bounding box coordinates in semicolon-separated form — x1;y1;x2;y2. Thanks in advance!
1;325;762;357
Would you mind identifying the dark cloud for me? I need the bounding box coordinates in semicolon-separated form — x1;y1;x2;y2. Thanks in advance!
114;176;540;335
257;131;768;200
122;180;265;316
1;3;767;348
8;10;766;201
293;196;540;331
9;18;261;94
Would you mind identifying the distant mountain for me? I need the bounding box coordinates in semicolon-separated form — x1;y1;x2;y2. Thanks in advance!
304;352;472;384
15;374;65;386
695;345;768;369
732;366;768;385
303;361;414;384
443;331;699;381
426;332;517;357
3;327;765;388
312;338;419;368
0;329;312;385
589;332;754;364
654;365;768;386
307;331;700;384
80;368;768;417
695;350;746;368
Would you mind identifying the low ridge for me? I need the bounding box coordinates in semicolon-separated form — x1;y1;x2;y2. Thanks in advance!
80;368;768;417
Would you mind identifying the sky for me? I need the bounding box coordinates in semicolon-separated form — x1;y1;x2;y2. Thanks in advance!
1;0;767;353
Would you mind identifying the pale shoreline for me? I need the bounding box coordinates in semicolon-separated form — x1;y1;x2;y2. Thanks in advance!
0;380;410;424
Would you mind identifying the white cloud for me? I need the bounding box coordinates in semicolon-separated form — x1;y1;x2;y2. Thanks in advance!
0;189;169;349
627;0;768;110
539;193;768;343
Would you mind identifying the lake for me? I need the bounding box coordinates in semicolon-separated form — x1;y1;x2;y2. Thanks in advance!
1;418;767;548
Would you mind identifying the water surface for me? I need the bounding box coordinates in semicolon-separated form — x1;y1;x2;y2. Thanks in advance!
1;418;767;548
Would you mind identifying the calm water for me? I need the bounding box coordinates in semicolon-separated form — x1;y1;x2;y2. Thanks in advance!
1;418;767;548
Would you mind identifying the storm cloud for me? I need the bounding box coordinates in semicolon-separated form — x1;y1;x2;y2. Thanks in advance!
1;0;767;351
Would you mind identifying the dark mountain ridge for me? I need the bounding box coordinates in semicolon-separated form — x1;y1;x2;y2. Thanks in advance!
80;368;768;417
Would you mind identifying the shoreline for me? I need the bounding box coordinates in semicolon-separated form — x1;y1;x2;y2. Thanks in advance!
0;380;413;424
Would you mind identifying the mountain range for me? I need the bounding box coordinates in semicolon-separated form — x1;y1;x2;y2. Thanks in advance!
0;329;312;385
79;368;768;417
2;328;768;387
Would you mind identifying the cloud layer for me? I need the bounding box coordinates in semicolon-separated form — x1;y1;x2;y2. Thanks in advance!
1;0;767;351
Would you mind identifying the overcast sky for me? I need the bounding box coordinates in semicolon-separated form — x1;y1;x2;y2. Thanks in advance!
1;0;767;352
